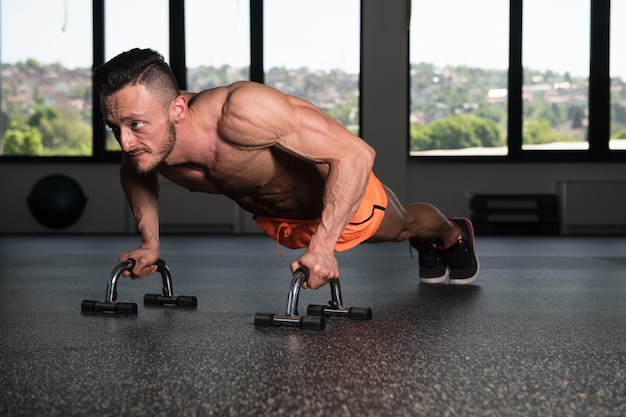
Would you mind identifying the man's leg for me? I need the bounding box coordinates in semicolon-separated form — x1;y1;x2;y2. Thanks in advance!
368;185;479;284
366;185;458;245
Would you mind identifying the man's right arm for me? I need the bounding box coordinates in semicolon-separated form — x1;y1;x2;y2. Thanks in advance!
119;159;160;278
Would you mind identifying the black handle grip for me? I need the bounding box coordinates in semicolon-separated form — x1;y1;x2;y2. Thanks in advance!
125;258;137;270
295;265;310;280
155;258;167;271
125;258;166;271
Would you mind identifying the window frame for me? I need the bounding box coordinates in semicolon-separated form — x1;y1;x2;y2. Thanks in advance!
408;0;623;163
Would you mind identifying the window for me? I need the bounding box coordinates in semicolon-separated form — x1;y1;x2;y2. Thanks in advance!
410;0;622;161
185;0;250;91
523;0;589;151
1;0;93;156
263;0;360;134
409;0;509;156
3;0;620;162
610;0;626;150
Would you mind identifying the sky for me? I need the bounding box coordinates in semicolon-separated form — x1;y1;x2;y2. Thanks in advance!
1;0;624;77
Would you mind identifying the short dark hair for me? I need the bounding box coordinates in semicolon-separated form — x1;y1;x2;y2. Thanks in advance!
94;48;180;100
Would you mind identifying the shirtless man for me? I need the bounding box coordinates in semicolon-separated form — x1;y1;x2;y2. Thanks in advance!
94;48;479;290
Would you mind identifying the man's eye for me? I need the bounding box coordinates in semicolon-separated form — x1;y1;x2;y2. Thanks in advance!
131;121;145;129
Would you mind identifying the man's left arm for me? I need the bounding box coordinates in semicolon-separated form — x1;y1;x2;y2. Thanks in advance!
281;101;376;288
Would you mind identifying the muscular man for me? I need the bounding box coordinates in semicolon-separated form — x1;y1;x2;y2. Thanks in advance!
94;48;479;289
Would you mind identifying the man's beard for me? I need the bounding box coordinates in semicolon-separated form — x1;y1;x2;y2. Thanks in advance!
133;123;176;175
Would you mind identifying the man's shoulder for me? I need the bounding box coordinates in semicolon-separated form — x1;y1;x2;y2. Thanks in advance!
226;80;266;91
223;81;288;101
188;81;265;107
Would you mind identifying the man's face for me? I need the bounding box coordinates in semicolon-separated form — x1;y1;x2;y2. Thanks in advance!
102;84;175;174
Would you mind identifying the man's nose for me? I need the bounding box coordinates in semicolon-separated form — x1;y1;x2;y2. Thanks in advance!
118;130;136;152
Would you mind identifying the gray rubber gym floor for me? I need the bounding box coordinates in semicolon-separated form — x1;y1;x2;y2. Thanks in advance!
0;234;624;417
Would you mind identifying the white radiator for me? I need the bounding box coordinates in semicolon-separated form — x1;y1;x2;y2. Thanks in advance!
557;181;626;235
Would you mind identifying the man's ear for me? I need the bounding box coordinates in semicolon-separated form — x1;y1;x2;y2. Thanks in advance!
170;95;187;123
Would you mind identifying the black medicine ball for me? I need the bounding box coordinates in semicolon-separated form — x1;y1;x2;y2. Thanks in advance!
28;174;87;229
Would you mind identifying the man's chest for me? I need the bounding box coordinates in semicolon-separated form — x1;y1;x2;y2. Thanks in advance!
158;150;277;194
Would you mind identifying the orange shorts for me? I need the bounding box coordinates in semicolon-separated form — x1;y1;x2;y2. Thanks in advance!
255;172;388;252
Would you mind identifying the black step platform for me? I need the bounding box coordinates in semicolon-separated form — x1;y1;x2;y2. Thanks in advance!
470;193;560;235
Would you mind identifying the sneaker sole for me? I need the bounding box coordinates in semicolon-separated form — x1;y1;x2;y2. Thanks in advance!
449;258;480;285
420;268;450;284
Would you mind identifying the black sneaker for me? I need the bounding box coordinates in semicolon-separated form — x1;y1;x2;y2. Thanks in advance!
439;218;479;285
416;243;449;284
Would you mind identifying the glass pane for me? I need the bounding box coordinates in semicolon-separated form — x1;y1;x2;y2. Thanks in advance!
185;0;250;90
264;0;360;134
523;0;589;151
409;0;509;156
1;0;93;156
104;0;169;151
610;0;626;150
